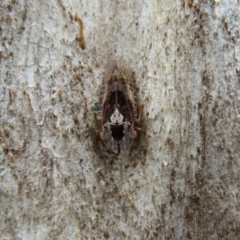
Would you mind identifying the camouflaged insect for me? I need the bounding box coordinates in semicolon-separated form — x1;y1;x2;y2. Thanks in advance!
98;56;144;154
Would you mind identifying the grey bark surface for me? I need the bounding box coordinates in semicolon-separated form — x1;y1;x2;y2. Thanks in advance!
1;0;240;239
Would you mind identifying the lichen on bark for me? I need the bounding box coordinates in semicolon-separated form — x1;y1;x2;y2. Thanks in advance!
0;0;240;239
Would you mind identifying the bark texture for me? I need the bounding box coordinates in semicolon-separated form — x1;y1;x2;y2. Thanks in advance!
1;0;240;239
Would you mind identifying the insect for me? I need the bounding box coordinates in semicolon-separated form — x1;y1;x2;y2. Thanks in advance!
97;56;145;154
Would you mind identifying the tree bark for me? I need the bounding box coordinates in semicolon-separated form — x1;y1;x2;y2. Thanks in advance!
1;0;240;239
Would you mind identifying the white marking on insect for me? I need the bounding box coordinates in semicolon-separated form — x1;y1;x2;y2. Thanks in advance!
110;109;124;124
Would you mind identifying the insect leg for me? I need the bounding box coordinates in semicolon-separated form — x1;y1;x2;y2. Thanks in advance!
135;97;149;123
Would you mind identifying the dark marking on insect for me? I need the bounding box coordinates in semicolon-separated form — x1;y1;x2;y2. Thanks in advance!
97;56;146;154
75;13;85;50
